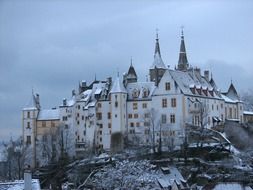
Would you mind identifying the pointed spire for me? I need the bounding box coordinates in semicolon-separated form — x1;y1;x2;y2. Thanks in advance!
127;58;137;83
110;74;127;94
154;28;161;56
177;26;189;71
150;29;166;69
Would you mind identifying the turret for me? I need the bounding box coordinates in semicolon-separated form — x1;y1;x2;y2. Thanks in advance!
109;74;127;152
22;91;40;168
149;31;167;86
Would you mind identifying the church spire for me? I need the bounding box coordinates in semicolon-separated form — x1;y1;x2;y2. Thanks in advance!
150;30;166;69
154;29;161;56
177;27;189;71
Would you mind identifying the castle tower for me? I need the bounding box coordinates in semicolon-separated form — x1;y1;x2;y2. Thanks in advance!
177;29;189;71
22;92;40;168
109;74;127;152
149;31;167;86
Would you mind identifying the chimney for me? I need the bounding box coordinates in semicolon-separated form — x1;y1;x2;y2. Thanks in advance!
72;90;76;97
204;70;209;81
63;98;67;106
194;67;201;76
24;170;32;190
81;80;86;88
35;94;40;109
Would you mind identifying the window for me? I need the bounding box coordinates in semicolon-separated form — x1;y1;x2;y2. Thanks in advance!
78;105;80;110
77;120;80;125
161;114;167;124
100;137;102;142
108;123;111;128
128;114;132;118
65;124;68;129
62;116;68;121
51;121;55;127
130;122;134;127
108;112;111;119
171;98;176;107
97;103;102;108
96;112;102;120
136;122;140;127
99;131;102;135
221;103;223;109
217;105;219;110
42;121;46;127
165;82;171;90
77;113;79;117
83;130;86;135
162;98;167;108
212;104;214;111
99;124;103;128
142;103;147;109
170;114;175;123
144;121;150;126
26;136;31;145
27;122;30;129
27;112;30;118
82;115;84;120
144;113;150;118
115;114;117;118
115;101;118;107
229;108;232;118
133;102;138;110
134;114;138;118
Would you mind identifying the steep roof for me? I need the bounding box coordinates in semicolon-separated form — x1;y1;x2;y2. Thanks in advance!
150;34;166;69
225;82;239;101
177;30;189;71
167;69;221;99
110;76;127;94
23;93;40;110
127;63;137;79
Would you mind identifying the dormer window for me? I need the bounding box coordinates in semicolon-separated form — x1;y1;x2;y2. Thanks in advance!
132;89;140;98
142;88;149;98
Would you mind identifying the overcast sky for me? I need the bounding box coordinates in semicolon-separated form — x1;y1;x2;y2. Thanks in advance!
0;0;253;141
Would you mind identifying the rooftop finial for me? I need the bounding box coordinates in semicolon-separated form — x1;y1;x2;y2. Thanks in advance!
94;73;97;81
154;28;161;56
156;28;159;40
130;56;133;66
117;68;119;77
181;25;184;39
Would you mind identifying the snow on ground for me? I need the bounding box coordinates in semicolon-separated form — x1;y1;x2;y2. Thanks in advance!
86;159;188;189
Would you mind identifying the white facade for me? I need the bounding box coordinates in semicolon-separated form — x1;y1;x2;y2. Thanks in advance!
22;31;245;162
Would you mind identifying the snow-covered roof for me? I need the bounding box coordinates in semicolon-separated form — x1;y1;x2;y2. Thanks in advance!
168;69;221;99
126;82;156;99
243;111;253;115
150;52;166;69
211;183;252;190
37;109;60;120
0;179;41;190
110;76;127;94
221;94;238;103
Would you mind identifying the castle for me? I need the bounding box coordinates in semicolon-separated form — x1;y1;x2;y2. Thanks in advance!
22;31;244;168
